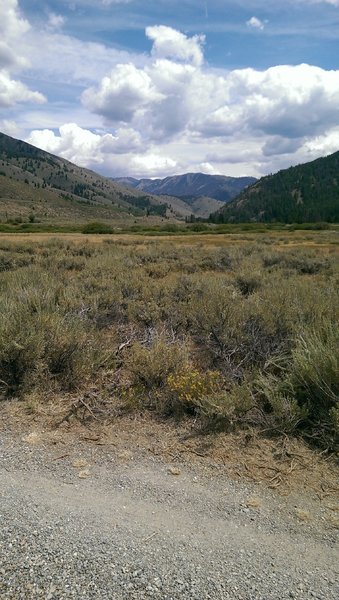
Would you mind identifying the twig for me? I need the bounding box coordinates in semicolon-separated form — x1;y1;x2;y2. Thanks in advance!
52;453;70;461
117;339;132;353
182;448;207;458
76;397;99;420
143;532;157;543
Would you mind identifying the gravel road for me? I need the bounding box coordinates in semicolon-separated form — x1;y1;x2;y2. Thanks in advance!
0;429;338;600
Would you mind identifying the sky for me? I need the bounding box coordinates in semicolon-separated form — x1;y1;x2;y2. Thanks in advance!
2;1;339;178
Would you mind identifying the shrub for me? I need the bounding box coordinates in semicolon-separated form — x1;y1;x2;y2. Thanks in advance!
82;222;113;234
188;276;289;377
123;334;190;411
126;335;189;391
0;233;337;450
262;251;329;274
257;322;339;446
0;309;101;394
167;368;254;424
167;368;224;406
257;376;308;433
0;271;106;395
290;323;339;419
235;273;261;296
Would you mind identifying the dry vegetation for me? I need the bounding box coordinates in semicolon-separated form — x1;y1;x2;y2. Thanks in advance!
0;231;338;457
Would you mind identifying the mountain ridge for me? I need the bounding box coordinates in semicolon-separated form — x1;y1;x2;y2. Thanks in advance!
113;172;257;203
212;151;339;223
0;132;175;223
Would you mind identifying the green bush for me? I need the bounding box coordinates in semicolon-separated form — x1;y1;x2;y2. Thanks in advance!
126;335;189;390
257;322;339;446
290;323;339;419
82;222;113;234
0;270;106;395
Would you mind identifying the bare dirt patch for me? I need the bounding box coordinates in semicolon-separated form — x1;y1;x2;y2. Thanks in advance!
2;399;338;507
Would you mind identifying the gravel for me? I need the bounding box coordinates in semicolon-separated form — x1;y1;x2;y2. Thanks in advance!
0;430;338;599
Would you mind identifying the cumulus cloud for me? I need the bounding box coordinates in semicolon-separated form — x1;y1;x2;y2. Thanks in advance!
0;0;29;40
81;28;215;139
198;64;339;143
131;153;177;174
246;17;265;30
0;71;45;108
0;41;27;70
146;26;205;67
0;0;29;70
82;29;339;155
82;63;164;122
0;0;46;107
21;21;339;178
27;123;143;167
26;122;180;177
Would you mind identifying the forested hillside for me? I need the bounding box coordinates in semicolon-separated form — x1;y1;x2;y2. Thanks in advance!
213;152;339;223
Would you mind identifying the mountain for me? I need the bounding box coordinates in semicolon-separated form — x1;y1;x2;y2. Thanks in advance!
0;132;173;224
213;152;339;223
114;173;257;203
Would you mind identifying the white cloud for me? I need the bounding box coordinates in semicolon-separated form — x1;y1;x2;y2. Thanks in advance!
198;64;339;142
82;63;164;122
102;0;133;4
21;30;147;87
27;123;143;167
0;70;45;107
0;0;46;108
8;12;339;179
26;122;181;177
131;153;177;175
47;13;65;30
0;0;29;40
304;127;339;155
0;119;20;137
146;25;205;67
0;40;27;70
0;0;30;71
246;17;265;30
319;0;339;5
82;31;339;156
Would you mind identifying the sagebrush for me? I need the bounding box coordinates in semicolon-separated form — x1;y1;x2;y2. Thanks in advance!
0;231;338;449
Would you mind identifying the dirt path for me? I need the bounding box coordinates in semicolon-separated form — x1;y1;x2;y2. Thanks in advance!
0;428;338;600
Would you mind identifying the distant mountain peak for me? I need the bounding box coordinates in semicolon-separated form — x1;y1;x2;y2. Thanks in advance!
113;172;257;203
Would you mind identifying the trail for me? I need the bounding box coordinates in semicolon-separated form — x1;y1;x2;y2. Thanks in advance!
0;432;338;599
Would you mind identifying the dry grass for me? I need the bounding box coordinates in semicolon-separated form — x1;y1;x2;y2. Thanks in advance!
1;229;338;248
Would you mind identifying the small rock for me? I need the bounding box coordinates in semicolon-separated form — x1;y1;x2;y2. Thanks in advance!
168;467;181;476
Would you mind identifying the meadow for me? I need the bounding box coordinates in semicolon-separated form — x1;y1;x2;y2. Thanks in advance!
0;230;338;452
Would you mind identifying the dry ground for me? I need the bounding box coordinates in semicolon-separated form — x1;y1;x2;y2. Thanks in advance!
2;400;339;511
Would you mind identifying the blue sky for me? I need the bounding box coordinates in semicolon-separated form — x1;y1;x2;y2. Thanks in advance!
2;0;339;177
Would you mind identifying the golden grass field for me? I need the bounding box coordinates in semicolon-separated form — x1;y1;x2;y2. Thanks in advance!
1;228;338;247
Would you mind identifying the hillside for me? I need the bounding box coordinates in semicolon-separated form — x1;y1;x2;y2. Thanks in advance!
213;152;339;223
0;133;172;223
114;173;256;208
